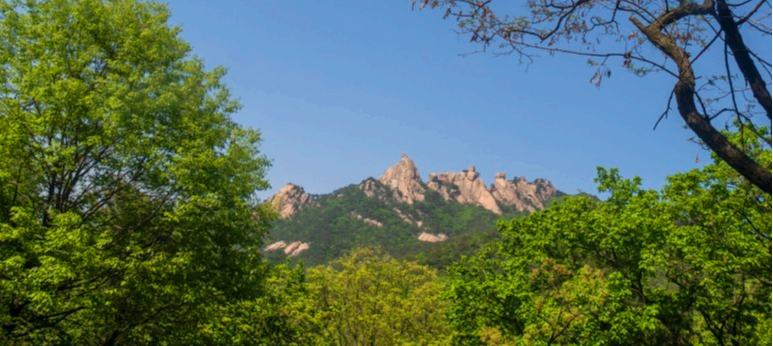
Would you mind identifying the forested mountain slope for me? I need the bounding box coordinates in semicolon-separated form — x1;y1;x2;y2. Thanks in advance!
264;155;565;267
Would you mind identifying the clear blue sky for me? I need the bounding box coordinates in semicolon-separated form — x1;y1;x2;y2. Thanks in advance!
163;0;745;199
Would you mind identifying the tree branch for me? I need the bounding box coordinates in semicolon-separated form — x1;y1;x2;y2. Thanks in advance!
715;0;772;119
631;3;772;194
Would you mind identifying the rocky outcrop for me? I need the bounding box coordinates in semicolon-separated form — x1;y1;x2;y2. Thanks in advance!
264;240;310;256
394;208;423;228
533;178;559;203
490;173;560;213
427;164;502;214
490;172;522;210
378;154;426;205
417;232;447;243
274;156;563;221
351;212;384;228
284;241;310;256
265;241;287;251
359;178;391;201
268;183;315;219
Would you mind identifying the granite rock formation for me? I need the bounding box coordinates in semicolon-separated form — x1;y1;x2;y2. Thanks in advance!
378;154;426;205
267;183;315;219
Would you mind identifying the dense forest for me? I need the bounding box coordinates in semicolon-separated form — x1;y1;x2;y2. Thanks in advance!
0;0;770;345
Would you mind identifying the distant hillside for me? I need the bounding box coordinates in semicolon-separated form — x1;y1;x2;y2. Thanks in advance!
264;155;567;268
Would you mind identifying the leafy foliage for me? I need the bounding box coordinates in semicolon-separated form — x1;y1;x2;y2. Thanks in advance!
0;0;276;344
308;247;452;346
444;131;771;345
190;263;331;346
1;1;768;346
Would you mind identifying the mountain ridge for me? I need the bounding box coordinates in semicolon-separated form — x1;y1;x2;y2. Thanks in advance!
263;155;568;267
270;154;563;219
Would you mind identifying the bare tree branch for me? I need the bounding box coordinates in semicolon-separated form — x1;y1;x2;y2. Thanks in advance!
715;0;772;119
414;0;772;194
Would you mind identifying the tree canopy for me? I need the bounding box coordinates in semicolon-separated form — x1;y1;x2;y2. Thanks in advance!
0;1;769;345
444;128;771;345
0;0;275;344
308;247;451;346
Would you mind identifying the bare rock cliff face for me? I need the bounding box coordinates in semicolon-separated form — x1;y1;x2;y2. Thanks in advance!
490;172;530;212
359;178;391;201
490;173;559;213
378;154;426;205
427;165;502;214
533;178;559;203
268;183;315;219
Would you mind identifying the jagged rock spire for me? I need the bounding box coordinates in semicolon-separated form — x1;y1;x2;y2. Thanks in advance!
267;183;315;219
363;155;563;214
490;174;559;213
378;154;426;204
427;165;501;214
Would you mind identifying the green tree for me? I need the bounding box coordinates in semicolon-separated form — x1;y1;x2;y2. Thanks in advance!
414;0;772;194
308;247;452;346
444;129;771;345
0;0;275;344
192;262;332;346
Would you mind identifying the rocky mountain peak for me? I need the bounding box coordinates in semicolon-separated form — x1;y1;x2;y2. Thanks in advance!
268;183;315;219
490;174;560;213
378;154;426;204
359;178;388;200
532;178;559;203
427;166;502;214
273;156;563;219
465;164;479;180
